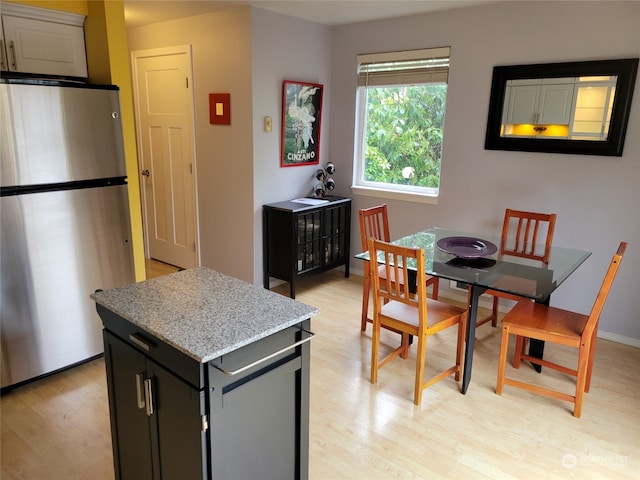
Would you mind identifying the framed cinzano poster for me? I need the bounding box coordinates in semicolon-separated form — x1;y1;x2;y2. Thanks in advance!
281;80;323;167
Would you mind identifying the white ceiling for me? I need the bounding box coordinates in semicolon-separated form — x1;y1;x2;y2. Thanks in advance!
124;0;502;28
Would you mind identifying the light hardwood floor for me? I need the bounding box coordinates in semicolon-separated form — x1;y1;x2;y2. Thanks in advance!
144;258;183;279
2;266;639;479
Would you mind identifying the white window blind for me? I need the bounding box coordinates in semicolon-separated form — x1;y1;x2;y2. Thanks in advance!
357;47;450;87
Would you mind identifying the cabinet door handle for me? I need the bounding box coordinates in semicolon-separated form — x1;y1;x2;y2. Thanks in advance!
8;41;17;70
135;373;145;409
0;40;6;70
129;333;151;351
212;328;315;376
144;378;154;416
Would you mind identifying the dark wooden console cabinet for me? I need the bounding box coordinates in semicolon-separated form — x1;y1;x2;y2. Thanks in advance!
263;196;351;298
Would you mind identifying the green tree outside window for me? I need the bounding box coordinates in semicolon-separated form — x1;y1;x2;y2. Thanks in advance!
362;84;447;190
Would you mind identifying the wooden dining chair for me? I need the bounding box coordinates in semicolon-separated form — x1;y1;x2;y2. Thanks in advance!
359;204;439;332
473;208;557;327
496;242;626;417
368;238;466;405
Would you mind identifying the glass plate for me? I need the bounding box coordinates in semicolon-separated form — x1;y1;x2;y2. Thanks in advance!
436;236;498;258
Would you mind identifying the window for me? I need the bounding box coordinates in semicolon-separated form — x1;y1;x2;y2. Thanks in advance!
352;47;450;203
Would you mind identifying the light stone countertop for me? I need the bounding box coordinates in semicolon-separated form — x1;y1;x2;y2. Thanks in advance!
91;267;318;363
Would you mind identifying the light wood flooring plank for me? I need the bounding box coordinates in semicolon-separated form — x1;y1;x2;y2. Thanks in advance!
144;258;182;279
2;269;638;479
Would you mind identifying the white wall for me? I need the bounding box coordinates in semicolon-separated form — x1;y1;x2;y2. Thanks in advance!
251;9;333;285
329;1;640;341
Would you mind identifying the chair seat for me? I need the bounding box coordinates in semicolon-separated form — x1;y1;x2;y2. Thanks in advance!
382;299;466;330
503;300;588;345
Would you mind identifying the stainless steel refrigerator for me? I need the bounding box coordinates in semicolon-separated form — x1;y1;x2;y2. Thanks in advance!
1;78;135;390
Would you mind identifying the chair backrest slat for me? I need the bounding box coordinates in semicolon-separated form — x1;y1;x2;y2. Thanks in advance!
501;209;557;263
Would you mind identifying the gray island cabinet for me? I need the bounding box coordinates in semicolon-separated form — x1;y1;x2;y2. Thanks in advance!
91;267;318;480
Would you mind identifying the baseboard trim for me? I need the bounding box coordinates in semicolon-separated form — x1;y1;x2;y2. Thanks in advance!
597;330;640;348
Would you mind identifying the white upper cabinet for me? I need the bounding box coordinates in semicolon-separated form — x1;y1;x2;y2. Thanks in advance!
537;84;575;124
505;79;575;125
506;78;575;125
505;84;540;124
1;3;87;78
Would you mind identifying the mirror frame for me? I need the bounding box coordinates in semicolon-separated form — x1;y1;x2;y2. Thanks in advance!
484;58;638;156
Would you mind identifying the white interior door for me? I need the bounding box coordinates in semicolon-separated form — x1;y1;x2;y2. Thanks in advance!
132;45;198;269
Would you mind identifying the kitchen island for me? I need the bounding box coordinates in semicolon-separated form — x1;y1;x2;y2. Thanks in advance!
91;267;318;480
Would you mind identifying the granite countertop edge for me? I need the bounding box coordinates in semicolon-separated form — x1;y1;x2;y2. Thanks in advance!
91;267;319;363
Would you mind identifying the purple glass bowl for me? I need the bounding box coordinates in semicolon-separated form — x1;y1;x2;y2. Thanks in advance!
436;236;498;258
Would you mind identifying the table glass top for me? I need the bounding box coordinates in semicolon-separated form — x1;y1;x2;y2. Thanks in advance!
355;227;591;301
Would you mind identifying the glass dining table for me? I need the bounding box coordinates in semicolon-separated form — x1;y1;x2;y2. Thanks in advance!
355;226;592;394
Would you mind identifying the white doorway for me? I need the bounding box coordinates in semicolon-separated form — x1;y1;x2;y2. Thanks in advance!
131;45;198;269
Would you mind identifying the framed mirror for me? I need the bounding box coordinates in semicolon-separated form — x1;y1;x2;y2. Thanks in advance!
485;58;638;156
